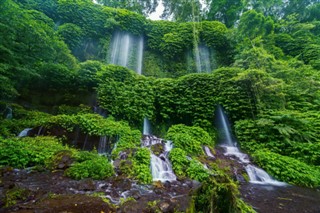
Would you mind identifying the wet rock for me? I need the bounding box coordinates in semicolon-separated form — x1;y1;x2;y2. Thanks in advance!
151;143;164;156
30;194;116;213
111;176;132;191
163;181;171;189
119;151;129;160
48;150;74;170
78;179;96;191
131;190;141;200
159;201;171;212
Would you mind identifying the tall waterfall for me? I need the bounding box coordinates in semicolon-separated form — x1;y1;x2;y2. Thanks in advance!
216;105;286;186
108;31;144;74
194;45;212;73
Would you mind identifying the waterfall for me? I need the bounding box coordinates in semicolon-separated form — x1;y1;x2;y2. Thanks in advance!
150;140;176;182
216;105;286;186
215;105;234;146
143;118;151;135
18;128;32;137
108;31;144;74
98;136;107;154
194;45;212;73
142;135;176;182
136;37;144;75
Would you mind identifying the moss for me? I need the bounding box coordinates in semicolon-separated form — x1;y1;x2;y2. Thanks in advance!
5;187;29;207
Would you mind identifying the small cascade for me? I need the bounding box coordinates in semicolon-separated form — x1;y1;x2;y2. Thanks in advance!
143;118;151;135
142;135;176;182
108;31;144;74
98;136;107;154
245;165;286;186
18;128;32;137
203;146;215;159
216;105;286;186
150;140;176;182
222;146;250;164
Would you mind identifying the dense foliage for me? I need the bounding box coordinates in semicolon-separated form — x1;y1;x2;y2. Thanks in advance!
1;1;320;212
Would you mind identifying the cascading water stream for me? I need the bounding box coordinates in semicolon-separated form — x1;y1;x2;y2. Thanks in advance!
216;105;286;186
142;120;176;182
150;140;176;182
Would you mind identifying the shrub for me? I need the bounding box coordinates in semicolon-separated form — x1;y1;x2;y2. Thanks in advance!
166;124;212;155
169;148;188;177
186;160;210;182
65;156;114;180
132;148;152;184
0;136;73;168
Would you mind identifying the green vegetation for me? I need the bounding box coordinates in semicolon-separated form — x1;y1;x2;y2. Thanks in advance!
166;124;212;155
65;156;114;180
194;167;256;213
132;147;152;184
2;0;320;211
252;150;320;188
0;136;74;168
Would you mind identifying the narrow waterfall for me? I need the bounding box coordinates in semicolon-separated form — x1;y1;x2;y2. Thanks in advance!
136;37;144;75
194;45;212;73
216;105;286;186
215;105;234;146
143;118;151;135
98;136;107;154
18;128;32;137
108;31;144;74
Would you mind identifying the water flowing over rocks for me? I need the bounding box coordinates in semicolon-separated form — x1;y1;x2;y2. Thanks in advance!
0;168;200;213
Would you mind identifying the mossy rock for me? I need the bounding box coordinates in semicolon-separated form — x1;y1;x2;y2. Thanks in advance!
151;143;164;156
47;150;74;170
5;186;30;207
